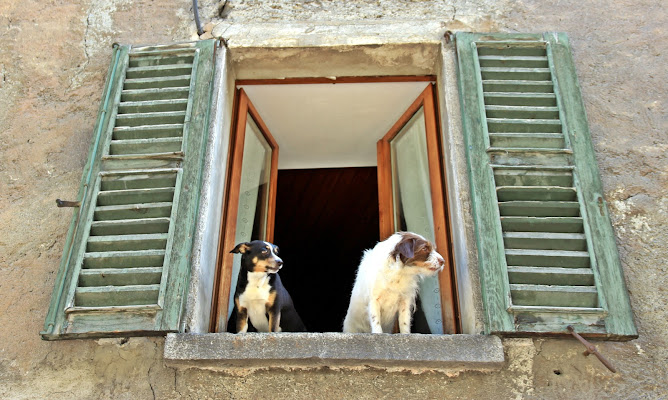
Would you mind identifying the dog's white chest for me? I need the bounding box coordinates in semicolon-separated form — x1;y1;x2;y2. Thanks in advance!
238;272;271;331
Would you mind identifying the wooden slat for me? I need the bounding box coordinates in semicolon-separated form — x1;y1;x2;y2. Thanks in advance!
75;284;160;307
493;169;572;187
477;55;549;68
499;201;581;217
96;187;175;206
484;92;557;106
79;267;164;286
90;217;171;236
100;170;178;191
503;232;587;251
128;54;194;68
114;111;186;127
121;87;190;102
113;124;184;140
489;133;564;149
477;45;546;57
501;216;584;233
94;202;173;220
109;138;183;155
125;64;194;79
505;249;590;268
129;47;197;57
87;233;169;252
118;99;188;114
487;118;562;133
509;305;606;315
510;284;598;308
507;266;594;286
496;186;577;201
491;164;574;171
123;75;192;90
485;105;560;120
489;150;573;167
82;249;165;269
480;67;552;81
483;80;554;93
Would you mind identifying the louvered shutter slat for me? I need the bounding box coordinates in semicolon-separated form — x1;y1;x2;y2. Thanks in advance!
75;284;161;307
79;267;164;287
457;32;636;339
113;124;184;140
121;87;191;102
123;75;193;90
87;233;169;252
42;40;216;339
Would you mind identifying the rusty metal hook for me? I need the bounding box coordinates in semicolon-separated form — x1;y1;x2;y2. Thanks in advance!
567;325;617;373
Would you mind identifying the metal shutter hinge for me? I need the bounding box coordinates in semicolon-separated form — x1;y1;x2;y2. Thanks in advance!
56;199;81;207
567;325;617;373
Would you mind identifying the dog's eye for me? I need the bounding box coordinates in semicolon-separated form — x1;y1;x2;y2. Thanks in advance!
273;247;279;255
262;249;269;254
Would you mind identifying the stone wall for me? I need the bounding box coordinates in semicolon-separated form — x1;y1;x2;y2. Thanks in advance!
1;1;666;398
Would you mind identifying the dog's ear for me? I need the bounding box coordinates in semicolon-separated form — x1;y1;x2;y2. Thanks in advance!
392;237;416;264
231;242;251;254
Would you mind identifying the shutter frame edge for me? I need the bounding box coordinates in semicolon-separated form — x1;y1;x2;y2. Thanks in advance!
545;32;637;339
42;45;129;340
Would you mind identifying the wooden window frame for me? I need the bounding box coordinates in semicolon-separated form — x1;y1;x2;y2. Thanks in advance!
210;88;279;333
377;84;460;334
210;78;460;334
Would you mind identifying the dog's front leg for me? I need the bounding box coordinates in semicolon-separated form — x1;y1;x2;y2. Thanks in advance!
268;310;281;332
266;290;281;332
368;298;383;333
235;297;249;333
398;297;412;334
236;308;249;333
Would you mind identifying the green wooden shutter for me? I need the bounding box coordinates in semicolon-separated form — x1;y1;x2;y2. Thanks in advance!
456;32;637;339
41;40;216;339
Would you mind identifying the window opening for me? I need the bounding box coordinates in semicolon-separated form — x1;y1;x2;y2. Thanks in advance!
213;79;458;334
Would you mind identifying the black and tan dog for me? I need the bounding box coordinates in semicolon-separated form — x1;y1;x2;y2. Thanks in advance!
231;241;306;333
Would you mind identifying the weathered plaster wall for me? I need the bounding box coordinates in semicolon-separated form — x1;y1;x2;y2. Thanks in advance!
1;1;666;399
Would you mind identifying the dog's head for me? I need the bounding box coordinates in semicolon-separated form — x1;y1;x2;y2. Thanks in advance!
389;232;445;275
231;240;283;274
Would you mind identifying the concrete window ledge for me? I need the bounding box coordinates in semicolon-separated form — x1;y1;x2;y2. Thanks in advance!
164;333;505;372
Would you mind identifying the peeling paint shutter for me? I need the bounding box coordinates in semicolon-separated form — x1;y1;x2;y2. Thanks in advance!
456;32;636;339
42;40;217;339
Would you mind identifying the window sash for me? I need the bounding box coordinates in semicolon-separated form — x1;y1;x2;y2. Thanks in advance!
211;88;279;333
377;84;459;334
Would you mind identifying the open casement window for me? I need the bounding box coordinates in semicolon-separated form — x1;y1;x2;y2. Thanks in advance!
211;89;279;332
456;32;636;339
41;40;217;339
377;84;458;334
212;82;458;334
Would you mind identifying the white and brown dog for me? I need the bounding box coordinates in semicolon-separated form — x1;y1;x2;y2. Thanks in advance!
342;232;445;334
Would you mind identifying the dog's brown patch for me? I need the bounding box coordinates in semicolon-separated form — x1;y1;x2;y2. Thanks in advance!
390;232;433;264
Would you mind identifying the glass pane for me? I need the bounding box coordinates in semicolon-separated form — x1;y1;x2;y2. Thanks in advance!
228;113;273;320
389;106;443;334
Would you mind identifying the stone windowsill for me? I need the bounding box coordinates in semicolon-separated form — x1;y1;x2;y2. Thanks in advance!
164;332;505;372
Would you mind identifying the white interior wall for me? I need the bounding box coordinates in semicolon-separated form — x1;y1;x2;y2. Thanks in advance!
240;82;430;170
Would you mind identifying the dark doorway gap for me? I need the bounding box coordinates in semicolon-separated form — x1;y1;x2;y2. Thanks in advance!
273;166;380;332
